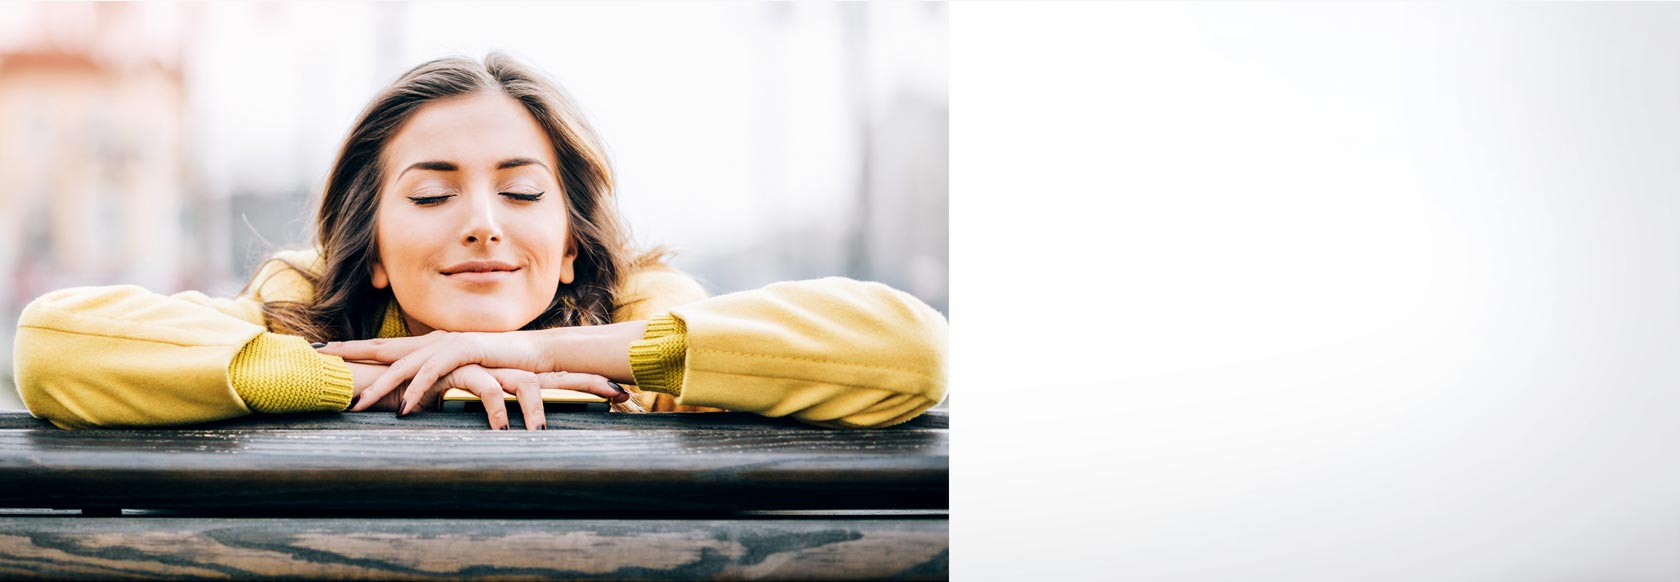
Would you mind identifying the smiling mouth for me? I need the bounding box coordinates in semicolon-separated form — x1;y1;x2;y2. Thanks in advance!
443;267;520;275
441;267;521;284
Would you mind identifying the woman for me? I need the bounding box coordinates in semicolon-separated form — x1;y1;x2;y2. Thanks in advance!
12;52;947;430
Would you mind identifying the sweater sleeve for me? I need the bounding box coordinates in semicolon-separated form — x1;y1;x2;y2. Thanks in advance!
646;277;948;429
12;251;353;429
227;332;353;414
613;266;721;412
627;313;688;397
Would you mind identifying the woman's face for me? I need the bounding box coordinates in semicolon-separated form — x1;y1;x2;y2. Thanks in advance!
373;91;575;334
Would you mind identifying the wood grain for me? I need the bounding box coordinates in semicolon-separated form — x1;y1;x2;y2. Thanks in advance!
0;427;947;513
0;410;948;431
0;516;948;580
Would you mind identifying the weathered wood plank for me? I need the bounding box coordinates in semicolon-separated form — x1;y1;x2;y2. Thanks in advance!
0;409;949;431
0;508;952;518
0;428;947;512
0;516;947;580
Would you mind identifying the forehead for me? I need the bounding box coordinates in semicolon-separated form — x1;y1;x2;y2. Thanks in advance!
384;91;559;177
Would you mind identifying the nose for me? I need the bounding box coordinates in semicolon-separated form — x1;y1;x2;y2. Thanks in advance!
460;189;503;246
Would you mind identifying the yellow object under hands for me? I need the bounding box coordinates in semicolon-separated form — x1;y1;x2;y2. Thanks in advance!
14;249;949;430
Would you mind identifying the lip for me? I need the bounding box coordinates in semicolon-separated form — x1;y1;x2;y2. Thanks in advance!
440;260;521;285
441;260;521;275
444;270;519;284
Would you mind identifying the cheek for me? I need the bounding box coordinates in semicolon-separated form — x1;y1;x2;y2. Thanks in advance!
375;205;438;278
510;214;571;273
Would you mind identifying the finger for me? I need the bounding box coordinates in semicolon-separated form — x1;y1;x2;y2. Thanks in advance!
606;382;631;403
314;336;418;362
393;361;467;415
397;351;458;417
392;339;459;415
537;372;632;403
350;340;436;413
395;337;490;416
485;369;546;430
514;374;546;431
353;335;486;414
351;362;418;413
461;366;511;430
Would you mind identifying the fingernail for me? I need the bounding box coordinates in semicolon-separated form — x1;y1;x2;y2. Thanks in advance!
538;424;548;431
311;342;327;349
397;398;408;416
349;394;360;409
498;426;508;430
607;381;626;394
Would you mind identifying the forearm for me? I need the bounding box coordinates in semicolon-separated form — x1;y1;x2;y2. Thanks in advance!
659;277;949;428
16;286;274;429
533;320;649;384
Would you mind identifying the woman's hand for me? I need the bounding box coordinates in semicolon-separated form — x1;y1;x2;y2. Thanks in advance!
332;330;551;379
346;361;406;412
345;360;622;430
330;330;550;416
319;325;645;416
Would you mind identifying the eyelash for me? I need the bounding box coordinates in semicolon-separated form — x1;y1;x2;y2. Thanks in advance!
407;192;545;206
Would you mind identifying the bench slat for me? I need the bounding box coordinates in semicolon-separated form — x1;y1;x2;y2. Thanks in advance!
0;428;947;512
0;516;947;580
0;409;949;431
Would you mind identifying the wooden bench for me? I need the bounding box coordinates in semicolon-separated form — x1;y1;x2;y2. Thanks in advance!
0;408;948;580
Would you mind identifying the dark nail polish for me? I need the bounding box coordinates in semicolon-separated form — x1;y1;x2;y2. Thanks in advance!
607;381;626;394
498;426;508;430
311;342;327;349
538;424;548;431
397;398;408;416
349;394;360;409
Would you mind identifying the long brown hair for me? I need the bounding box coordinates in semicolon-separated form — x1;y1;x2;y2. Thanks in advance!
263;52;663;341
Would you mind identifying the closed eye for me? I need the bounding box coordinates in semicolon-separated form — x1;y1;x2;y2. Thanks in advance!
502;191;544;202
408;194;454;206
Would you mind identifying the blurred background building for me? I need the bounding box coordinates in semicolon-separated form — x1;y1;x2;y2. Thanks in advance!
0;2;947;410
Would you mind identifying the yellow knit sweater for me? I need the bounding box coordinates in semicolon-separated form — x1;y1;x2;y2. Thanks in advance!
13;250;948;430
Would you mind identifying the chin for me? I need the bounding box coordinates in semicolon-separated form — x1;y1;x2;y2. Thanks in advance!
428;312;530;333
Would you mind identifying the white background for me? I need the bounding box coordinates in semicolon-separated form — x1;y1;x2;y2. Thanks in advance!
955;3;1680;580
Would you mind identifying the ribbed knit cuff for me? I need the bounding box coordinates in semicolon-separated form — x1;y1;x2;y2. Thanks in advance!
628;313;688;397
229;332;356;413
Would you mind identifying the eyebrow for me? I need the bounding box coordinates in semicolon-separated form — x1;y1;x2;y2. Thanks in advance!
396;158;551;181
